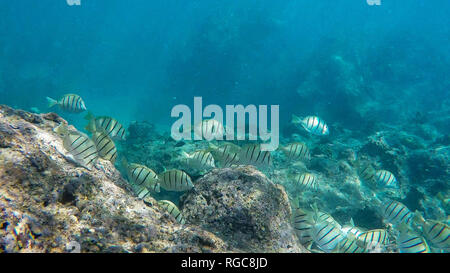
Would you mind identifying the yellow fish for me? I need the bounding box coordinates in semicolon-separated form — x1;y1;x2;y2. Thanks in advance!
55;124;98;170
158;170;194;192
122;159;160;197
47;94;87;113
279;142;310;161
295;172;318;191
92;131;117;164
158;200;185;224
238;143;272;168
208;142;241;168
182;150;215;170
85;112;126;141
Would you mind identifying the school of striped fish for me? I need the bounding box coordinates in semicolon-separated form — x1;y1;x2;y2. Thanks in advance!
48;93;448;253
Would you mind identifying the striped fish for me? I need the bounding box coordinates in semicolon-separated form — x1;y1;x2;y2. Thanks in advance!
420;220;450;251
193;119;225;140
62;131;98;170
357;163;376;183
341;219;364;238
341;226;364;238
280;142;310;161
85;113;126;141
335;237;367;253
158;170;194;192
47;94;87;113
382;200;413;226
183;150;215;170
311;221;345;252
292;208;314;248
316;211;334;223
238;144;272;168
356;229;389;248
292;114;329;136
209;142;241;168
92;131;117;164
158;200;185;224
131;183;160;199
316;211;342;230
122;160;160;196
375;170;398;188
398;231;430;253
296;173;318;191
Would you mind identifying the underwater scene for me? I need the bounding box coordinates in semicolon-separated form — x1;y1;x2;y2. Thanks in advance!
0;0;449;254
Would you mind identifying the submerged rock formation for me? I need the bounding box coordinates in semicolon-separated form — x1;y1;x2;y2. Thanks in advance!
0;105;228;253
180;166;308;253
0;105;307;253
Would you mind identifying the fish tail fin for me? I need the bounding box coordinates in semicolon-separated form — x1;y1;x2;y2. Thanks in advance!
53;123;69;135
154;183;161;193
413;210;426;225
84;114;97;133
46;97;58;108
84;111;95;121
281;146;292;158
180;151;191;166
310;203;320;222
121;157;129;170
180;151;190;158
397;222;410;233
291;114;302;124
287;172;297;182
290;195;301;209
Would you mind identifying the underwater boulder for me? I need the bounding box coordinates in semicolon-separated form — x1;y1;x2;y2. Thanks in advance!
0;105;228;253
180;166;309;253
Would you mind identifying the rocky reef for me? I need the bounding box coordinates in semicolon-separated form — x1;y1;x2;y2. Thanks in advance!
0;105;307;253
0;105;226;253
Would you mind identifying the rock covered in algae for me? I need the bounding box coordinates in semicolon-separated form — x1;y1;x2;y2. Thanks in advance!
0;105;228;253
180;166;309;253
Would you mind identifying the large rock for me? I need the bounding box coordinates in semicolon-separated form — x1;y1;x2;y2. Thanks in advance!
0;105;228;253
180;166;308;253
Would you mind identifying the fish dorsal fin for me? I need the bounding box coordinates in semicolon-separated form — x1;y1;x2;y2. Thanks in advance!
121;157;129;170
349;218;355;227
207;142;218;151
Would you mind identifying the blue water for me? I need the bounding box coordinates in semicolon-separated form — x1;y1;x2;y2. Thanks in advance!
1;0;448;130
0;0;449;253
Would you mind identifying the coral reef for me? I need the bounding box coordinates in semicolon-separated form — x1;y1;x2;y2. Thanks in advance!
277;119;449;232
